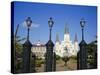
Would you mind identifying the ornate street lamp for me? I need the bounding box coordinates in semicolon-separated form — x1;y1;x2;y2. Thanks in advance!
25;17;32;40
77;18;87;70
45;17;55;72
48;17;54;40
22;17;34;73
80;18;86;41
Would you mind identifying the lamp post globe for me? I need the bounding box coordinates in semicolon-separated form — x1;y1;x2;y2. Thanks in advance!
26;17;32;28
80;18;86;41
48;17;54;40
25;17;32;40
80;18;86;29
48;17;54;29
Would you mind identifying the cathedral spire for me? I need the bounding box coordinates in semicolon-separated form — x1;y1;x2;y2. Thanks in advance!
56;33;59;42
74;33;78;42
64;24;69;34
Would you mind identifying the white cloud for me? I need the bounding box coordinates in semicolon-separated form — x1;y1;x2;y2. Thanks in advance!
31;23;40;28
22;21;40;28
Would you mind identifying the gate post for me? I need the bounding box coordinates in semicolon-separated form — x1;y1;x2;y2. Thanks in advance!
22;17;34;73
77;18;88;69
77;40;87;69
53;52;56;71
45;17;56;72
45;40;54;71
22;40;32;73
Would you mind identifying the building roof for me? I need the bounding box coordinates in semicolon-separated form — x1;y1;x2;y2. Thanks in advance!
32;44;46;47
32;40;46;47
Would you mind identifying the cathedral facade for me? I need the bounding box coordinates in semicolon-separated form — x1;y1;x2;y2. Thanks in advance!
55;25;79;57
31;25;79;59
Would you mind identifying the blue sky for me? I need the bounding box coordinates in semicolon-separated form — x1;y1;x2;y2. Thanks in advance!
13;1;97;44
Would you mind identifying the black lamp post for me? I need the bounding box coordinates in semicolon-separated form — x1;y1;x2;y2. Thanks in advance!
25;17;32;40
80;18;86;41
77;18;87;69
22;17;33;73
48;17;54;40
45;17;55;72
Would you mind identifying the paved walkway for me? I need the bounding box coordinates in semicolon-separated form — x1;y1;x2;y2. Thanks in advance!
35;59;77;72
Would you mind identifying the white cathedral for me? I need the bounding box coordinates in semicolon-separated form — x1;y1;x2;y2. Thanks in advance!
54;25;79;57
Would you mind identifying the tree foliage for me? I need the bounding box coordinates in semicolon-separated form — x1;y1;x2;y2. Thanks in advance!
86;40;97;69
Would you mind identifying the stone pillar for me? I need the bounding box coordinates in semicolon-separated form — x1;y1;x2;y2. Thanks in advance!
53;52;56;71
77;40;87;69
22;40;32;73
45;40;54;72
